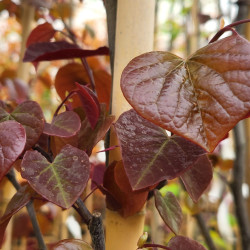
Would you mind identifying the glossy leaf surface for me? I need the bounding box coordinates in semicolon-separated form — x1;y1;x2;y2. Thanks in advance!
26;22;56;47
154;190;182;235
103;161;149;217
0;184;35;247
114;109;206;190
0;101;44;149
0;121;26;181
121;33;250;152
167;235;206;250
180;155;212;202
21;144;90;208
49;239;93;250
43;111;81;137
23;41;109;62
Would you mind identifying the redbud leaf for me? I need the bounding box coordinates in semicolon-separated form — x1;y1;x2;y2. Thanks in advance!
180;155;212;202
74;83;100;129
0;101;45;150
49;239;93;250
154;190;182;235
121;33;250;152
21;144;90;209
44;111;81;137
26;22;56;47
167;235;206;250
114;109;206;190
76;104;115;155
0;121;26;181
23;41;109;62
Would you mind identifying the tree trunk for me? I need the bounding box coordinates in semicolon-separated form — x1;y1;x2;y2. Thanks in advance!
105;1;155;250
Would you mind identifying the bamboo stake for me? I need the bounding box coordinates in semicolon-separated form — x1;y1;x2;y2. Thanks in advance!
106;1;155;250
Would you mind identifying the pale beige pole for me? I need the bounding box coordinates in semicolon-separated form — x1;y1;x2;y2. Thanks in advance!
106;1;155;250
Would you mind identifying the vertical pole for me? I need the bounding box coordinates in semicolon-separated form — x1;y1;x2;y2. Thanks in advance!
106;1;155;250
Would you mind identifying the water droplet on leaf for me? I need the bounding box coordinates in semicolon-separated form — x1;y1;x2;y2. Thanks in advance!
21;167;25;172
73;156;78;161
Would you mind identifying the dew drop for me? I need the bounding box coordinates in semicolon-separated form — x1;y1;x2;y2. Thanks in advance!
81;160;84;163
21;167;25;172
73;156;78;161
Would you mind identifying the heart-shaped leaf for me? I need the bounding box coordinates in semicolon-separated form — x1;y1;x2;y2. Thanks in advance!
180;154;213;202
121;33;250;152
0;121;26;181
167;235;206;250
0;101;45;149
154;190;182;235
26;22;56;47
49;239;93;250
0;184;35;247
23;41;109;62
43;111;81;137
114;109;206;190
21;144;90;208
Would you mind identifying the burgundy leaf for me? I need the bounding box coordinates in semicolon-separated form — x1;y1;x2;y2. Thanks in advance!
21;144;90;209
90;163;105;190
75;83;100;129
103;161;149;217
180;155;213;202
26;22;56;47
0;101;45;150
114;109;206;190
167;235;206;250
0;184;35;247
43;111;81;137
23;41;109;62
154;190;183;235
48;239;93;250
76;104;115;155
0;121;26;181
121;33;250;152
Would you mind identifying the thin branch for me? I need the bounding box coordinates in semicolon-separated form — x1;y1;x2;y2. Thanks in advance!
230;122;250;249
209;18;250;43
6;169;47;250
194;213;216;250
88;212;105;250
74;198;105;249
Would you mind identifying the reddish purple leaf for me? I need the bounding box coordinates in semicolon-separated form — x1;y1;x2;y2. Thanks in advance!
21;144;90;209
180;155;212;202
76;104;115;155
0;101;45;150
167;235;206;250
114;109;206;190
90;163;105;190
44;111;81;137
23;41;109;62
0;121;26;181
48;239;93;250
154;190;183;235
75;83;101;129
26;22;56;47
0;184;35;247
121;33;250;152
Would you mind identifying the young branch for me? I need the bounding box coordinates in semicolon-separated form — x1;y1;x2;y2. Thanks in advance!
194;213;216;250
6;169;47;250
74;198;105;250
209;19;250;43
